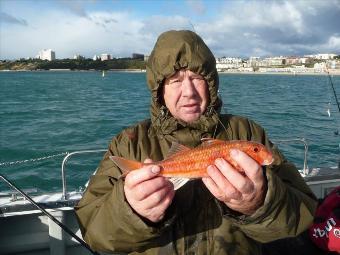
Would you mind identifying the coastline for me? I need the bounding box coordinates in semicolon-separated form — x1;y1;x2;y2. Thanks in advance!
1;68;339;76
0;68;146;73
218;70;340;76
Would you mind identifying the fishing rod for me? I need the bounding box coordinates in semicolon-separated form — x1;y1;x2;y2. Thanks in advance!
326;70;340;170
326;70;340;136
327;70;340;113
0;174;100;255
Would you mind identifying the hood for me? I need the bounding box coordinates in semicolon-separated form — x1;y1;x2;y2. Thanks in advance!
146;30;223;140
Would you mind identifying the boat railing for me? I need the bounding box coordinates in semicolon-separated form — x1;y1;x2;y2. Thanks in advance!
0;188;38;202
273;137;309;176
61;149;107;200
61;139;310;199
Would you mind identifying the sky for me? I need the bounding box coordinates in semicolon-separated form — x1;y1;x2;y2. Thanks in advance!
0;0;340;60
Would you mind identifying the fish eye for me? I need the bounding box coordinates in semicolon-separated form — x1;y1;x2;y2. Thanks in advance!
253;147;259;153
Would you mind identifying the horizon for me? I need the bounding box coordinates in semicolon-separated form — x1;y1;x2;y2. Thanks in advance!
1;0;340;60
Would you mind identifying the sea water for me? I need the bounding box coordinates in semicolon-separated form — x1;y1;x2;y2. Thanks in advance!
0;71;339;193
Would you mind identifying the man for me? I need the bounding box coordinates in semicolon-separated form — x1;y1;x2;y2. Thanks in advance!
75;30;317;254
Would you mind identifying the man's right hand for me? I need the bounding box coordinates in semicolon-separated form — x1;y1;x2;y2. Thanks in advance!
124;158;175;223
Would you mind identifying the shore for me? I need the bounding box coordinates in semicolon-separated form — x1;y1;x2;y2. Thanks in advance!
219;70;340;76
0;68;146;73
1;68;340;76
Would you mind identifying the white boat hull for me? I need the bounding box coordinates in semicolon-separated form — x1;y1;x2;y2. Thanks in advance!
1;167;339;255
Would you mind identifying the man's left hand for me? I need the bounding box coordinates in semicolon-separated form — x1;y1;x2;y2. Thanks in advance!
202;149;267;215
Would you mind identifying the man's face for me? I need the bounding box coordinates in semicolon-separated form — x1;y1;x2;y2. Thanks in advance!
163;69;209;123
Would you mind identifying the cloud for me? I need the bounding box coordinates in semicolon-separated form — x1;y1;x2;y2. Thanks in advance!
186;0;206;15
0;12;28;26
58;0;89;18
195;1;340;57
0;1;339;59
1;10;149;59
90;13;118;30
140;15;194;37
327;35;340;49
57;1;121;31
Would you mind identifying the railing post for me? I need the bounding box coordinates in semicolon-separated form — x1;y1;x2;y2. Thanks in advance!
274;138;309;176
61;150;107;201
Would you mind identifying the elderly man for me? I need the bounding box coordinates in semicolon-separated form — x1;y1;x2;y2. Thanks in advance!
75;30;317;255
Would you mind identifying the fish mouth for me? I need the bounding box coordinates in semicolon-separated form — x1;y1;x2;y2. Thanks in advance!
263;157;274;165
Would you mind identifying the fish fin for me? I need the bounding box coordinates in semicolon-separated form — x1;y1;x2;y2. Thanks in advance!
200;138;225;147
168;177;190;190
109;156;142;176
166;142;191;158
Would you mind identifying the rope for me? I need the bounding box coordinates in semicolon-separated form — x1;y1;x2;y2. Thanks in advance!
0;152;69;167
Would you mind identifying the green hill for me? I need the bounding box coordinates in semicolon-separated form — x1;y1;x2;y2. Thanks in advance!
0;58;146;71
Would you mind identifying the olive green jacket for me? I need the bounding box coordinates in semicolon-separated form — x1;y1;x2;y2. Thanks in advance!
75;30;317;254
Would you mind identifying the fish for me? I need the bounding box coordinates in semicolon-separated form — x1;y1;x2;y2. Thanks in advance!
109;139;274;180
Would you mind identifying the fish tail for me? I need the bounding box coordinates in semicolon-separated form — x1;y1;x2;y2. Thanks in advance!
109;156;142;177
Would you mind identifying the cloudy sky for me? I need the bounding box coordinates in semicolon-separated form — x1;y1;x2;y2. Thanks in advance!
1;0;340;60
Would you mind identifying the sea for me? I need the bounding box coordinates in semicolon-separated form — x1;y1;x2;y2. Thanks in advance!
0;71;339;193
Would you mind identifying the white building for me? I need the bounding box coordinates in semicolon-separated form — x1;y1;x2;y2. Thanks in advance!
316;54;337;60
305;54;337;60
248;57;260;67
73;54;84;60
260;57;285;67
314;62;327;71
299;57;310;64
37;49;55;61
100;54;111;61
216;57;243;70
328;60;340;69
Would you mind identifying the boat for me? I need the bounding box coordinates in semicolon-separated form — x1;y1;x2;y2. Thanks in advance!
1;68;339;255
0;149;108;255
0;139;339;255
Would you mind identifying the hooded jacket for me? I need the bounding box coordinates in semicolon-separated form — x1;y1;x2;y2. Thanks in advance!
75;30;317;254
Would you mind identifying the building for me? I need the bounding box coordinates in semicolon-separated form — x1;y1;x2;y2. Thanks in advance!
37;49;55;61
248;57;260;67
261;57;285;66
100;54;111;61
328;60;340;69
298;57;311;64
285;57;300;65
132;53;144;59
215;57;243;71
305;54;337;60
73;54;85;60
316;54;337;60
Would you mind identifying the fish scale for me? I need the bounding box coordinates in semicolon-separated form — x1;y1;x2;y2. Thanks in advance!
160;150;222;177
110;139;274;179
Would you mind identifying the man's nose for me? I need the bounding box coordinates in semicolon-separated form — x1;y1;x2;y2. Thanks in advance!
182;78;196;97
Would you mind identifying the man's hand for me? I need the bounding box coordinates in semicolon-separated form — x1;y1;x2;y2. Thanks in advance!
124;159;175;223
202;149;267;215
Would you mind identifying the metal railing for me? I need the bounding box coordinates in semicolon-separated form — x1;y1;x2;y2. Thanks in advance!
273;137;309;176
61;149;107;200
1;138;310;200
61;140;310;199
0;174;100;255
